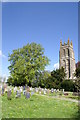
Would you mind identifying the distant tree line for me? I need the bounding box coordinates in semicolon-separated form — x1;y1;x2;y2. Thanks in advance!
7;42;80;92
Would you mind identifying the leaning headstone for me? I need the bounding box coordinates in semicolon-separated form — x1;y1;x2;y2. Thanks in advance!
2;85;4;95
45;88;47;93
31;91;34;96
23;85;25;91
23;90;26;95
39;87;42;94
7;89;11;100
20;87;23;93
14;86;17;93
18;90;21;98
39;86;41;92
35;88;38;93
23;86;27;95
63;89;64;94
44;90;46;95
39;91;41;94
15;90;19;98
26;92;30;99
15;90;21;98
57;89;59;92
51;88;54;93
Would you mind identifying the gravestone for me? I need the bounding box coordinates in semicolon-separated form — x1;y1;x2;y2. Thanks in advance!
63;89;64;94
15;90;21;98
15;90;20;98
23;90;26;95
39;91;41;94
25;86;30;99
39;87;42;94
43;90;46;95
26;92;30;99
2;85;4;95
18;90;21;97
20;86;23;93
14;86;18;93
51;88;54;93
23;86;27;95
35;88;38;93
57;89;59;92
31;91;34;96
23;85;25;91
14;87;16;93
15;90;19;98
45;88;47;93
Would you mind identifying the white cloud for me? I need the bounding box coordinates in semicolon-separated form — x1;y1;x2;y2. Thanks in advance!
0;74;9;82
0;50;6;58
0;0;9;2
53;62;59;70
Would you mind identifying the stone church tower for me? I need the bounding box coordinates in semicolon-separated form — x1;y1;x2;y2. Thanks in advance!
59;38;76;79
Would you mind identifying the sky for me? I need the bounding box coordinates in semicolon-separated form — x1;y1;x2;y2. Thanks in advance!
78;2;80;61
1;2;78;78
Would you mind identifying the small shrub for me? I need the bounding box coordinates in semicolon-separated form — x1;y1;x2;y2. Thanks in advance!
60;80;76;92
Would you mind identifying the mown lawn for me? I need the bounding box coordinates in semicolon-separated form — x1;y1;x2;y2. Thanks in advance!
2;92;79;118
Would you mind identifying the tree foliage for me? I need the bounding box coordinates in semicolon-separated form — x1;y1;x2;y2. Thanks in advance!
45;67;66;89
74;62;80;92
75;62;80;78
60;80;76;92
8;42;49;86
51;67;66;81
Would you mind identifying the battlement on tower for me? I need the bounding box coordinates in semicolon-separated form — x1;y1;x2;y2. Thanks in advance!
60;38;73;48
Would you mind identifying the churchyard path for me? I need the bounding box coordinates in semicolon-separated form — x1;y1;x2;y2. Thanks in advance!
35;93;79;103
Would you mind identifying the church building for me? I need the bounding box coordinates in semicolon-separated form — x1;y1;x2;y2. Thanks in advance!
59;38;76;79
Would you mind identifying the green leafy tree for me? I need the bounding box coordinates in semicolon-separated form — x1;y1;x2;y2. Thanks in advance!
41;67;66;89
50;67;66;89
74;63;80;92
51;67;66;81
60;80;75;92
75;62;80;78
38;70;51;88
8;42;49;86
74;78;80;92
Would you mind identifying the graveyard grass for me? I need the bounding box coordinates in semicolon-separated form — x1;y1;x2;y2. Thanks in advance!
2;92;79;118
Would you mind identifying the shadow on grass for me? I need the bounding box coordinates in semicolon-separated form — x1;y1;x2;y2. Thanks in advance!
72;103;80;120
30;99;34;101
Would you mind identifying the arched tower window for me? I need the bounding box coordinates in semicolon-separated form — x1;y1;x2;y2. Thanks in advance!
63;49;65;56
63;60;66;70
67;48;70;57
